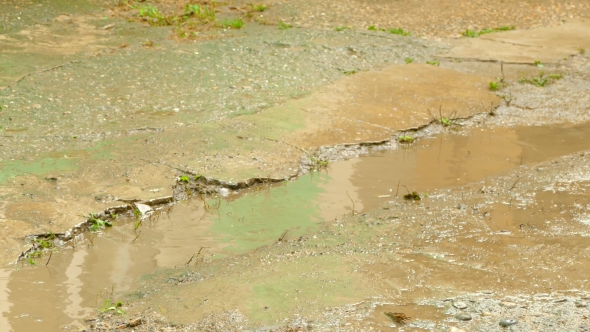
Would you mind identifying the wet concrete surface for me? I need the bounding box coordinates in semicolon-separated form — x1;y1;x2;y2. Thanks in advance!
3;122;590;331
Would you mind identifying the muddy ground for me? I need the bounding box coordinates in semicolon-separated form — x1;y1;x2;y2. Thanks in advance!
1;0;590;331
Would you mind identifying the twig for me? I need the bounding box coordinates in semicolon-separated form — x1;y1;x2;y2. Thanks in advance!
277;230;289;243
346;191;355;216
131;231;141;243
395;180;401;198
185;254;195;266
45;251;53;266
509;177;520;191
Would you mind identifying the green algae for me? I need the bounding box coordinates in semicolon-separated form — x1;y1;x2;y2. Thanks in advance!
208;172;330;254
0;157;77;183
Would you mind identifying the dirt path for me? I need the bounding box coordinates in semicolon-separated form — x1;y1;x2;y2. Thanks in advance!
1;0;590;331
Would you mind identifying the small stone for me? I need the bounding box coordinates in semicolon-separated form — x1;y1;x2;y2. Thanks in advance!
134;203;153;216
501;301;517;309
575;301;588;308
482;312;494;316
128;317;142;327
499;318;518;327
453;301;468;309
449;327;466;332
455;313;472;321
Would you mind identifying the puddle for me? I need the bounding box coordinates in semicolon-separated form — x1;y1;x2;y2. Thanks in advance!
3;122;590;330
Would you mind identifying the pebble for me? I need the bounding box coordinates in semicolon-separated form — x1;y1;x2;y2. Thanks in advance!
449;327;466;332
499;319;518;327
501;301;517;309
453;301;468;309
455;313;472;321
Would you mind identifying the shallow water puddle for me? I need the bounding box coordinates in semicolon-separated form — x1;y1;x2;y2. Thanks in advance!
3;122;590;330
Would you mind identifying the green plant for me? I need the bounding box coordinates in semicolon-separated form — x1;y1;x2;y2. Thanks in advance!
489;81;500;91
35;237;54;249
133;208;141;220
138;5;162;19
463;25;515;37
184;4;215;21
89;214;112;232
398;135;414;143
403;191;421;201
251;4;268;12
389;27;410;36
134;219;142;230
334;26;349;32
194;175;202;181
278;21;291;30
404;57;414;64
549;73;562;79
367;25;377;31
179;175;190;183
534;60;544;68
342;70;357;75
441;117;451;126
100;299;124;314
26;250;43;265
426;61;439;66
219;18;244;29
579;47;586;55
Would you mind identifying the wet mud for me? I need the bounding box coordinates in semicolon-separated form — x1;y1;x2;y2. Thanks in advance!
4;122;590;331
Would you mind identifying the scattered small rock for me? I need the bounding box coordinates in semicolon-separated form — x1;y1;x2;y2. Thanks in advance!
134;203;153;215
499;318;518;327
576;301;588;308
455;313;472;321
449;327;466;332
128;316;142;327
500;301;517;309
453;301;468;309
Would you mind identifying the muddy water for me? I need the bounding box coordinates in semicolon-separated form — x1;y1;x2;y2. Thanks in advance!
3;122;590;331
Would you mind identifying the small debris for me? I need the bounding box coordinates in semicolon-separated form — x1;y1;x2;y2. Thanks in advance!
134;203;153;216
455;313;472;321
101;23;116;30
500;301;517;308
128;316;142;327
384;312;410;324
403;191;421;201
499;318;518;327
453;301;468;309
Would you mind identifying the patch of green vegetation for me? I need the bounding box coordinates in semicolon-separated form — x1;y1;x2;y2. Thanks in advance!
342;70;357;75
133;208;141;220
250;4;268;12
398;135;414;143
219;18;244;29
35;235;54;249
367;25;411;36
519;72;562;87
579;47;586;55
489;81;500;91
179;175;190;183
403;191;421;201
534;60;544;68
194;175;202;181
426;61;439;66
278;21;292;30
185;4;216;21
89;213;112;232
334;26;349;32
389;27;411;36
404;57;414;64
100;299;124;314
462;25;515;37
